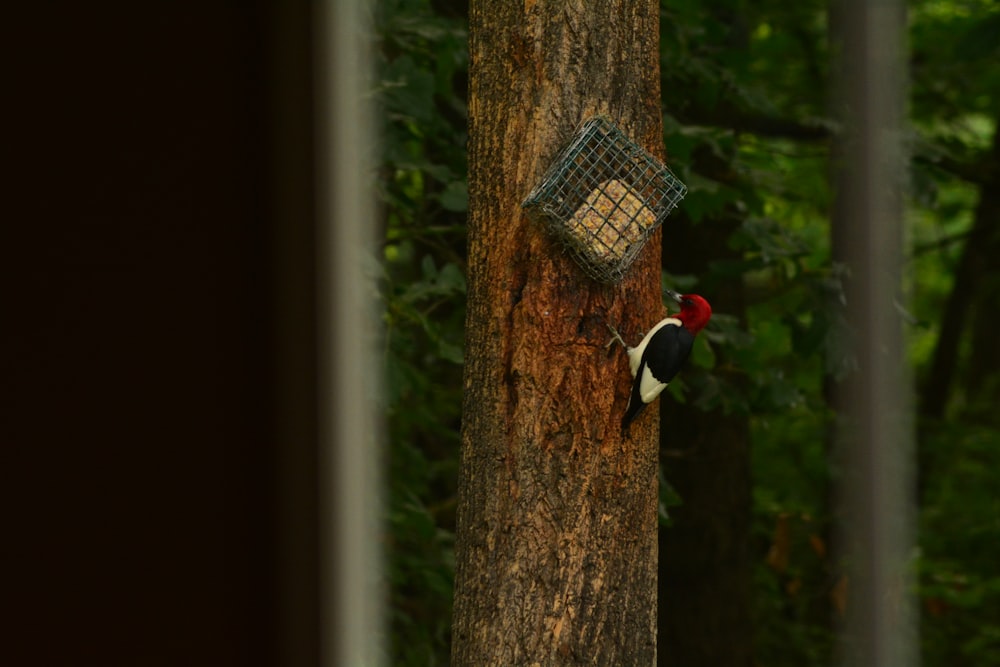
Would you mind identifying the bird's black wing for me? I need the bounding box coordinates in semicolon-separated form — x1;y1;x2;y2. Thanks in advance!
621;324;694;431
643;324;694;386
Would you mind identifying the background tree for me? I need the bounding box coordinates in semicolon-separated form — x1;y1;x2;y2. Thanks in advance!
655;1;833;663
450;2;667;664
908;4;1000;663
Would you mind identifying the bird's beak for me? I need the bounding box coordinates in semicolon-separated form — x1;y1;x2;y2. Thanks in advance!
663;289;683;303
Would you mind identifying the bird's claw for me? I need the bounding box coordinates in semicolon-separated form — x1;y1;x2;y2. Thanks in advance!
606;323;627;350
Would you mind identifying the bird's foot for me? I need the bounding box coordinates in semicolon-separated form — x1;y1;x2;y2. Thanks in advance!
606;323;627;350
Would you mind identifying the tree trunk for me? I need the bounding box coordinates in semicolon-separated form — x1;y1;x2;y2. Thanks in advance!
658;406;752;667
962;186;1000;404
922;119;1000;418
656;203;753;667
452;2;664;664
916;119;1000;500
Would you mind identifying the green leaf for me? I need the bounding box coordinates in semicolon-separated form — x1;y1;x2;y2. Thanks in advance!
658;467;684;527
704;313;755;349
437;261;467;293
437;339;464;364
381;55;435;123
439;180;468;212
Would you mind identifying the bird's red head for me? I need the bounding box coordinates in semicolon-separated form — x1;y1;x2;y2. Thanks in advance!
666;291;712;334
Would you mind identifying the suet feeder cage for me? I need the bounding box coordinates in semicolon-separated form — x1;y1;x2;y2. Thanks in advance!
522;116;687;284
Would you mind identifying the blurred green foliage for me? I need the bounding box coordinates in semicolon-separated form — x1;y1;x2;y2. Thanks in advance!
374;0;1000;664
375;1;467;662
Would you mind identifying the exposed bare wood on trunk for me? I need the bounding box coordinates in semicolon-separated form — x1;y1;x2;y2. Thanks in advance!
452;2;664;664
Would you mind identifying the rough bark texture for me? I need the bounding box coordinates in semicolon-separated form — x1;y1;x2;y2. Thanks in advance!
452;2;664;665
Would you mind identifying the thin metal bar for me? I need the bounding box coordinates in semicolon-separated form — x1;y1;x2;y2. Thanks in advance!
316;1;383;665
836;0;915;664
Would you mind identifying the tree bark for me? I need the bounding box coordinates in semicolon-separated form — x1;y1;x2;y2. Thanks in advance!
452;2;664;664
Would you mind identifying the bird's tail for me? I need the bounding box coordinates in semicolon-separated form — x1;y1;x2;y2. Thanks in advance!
621;399;645;433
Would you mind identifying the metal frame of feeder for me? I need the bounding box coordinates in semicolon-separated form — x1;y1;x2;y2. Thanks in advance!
522;116;687;284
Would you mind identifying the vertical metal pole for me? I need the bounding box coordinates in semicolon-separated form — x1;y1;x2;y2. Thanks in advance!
316;1;383;665
836;0;915;664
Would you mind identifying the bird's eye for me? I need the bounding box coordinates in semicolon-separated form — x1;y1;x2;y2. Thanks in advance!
683;298;693;305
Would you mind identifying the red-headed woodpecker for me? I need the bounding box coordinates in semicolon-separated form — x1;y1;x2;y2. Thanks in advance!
607;290;712;431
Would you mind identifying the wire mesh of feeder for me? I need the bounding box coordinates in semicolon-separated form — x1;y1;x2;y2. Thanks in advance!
522;116;687;284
